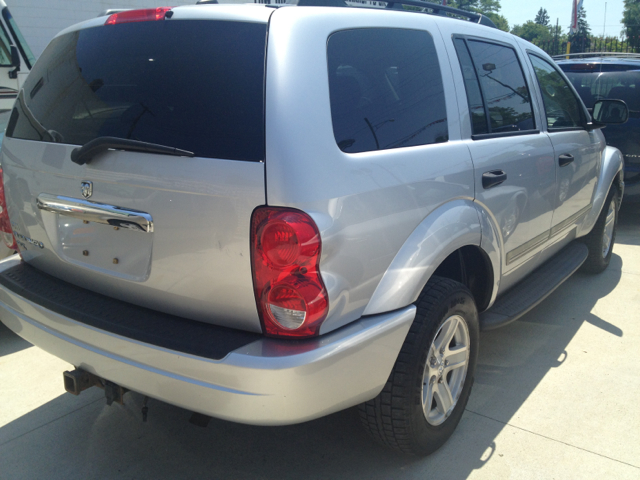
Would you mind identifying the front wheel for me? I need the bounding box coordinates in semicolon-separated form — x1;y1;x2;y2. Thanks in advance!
581;186;619;274
358;277;479;456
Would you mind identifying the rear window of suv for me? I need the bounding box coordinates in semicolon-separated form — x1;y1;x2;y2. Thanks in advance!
7;20;267;162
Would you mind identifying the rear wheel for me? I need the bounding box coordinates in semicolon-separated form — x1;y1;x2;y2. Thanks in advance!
358;276;479;456
581;186;619;274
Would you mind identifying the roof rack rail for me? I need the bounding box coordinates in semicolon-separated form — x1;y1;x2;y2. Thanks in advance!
553;52;640;60
195;0;497;28
383;0;496;28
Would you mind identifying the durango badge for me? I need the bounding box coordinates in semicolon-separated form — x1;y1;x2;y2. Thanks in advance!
81;181;93;199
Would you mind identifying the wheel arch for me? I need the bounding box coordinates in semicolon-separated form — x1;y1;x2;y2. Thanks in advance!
363;199;498;316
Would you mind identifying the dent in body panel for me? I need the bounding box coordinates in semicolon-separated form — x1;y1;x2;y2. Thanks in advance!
265;9;475;334
362;199;483;317
307;157;475;334
577;145;624;237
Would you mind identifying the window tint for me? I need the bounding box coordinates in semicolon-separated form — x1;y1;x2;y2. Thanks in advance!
453;38;488;135
529;55;584;129
564;70;640;112
7;20;266;161
327;28;448;154
2;8;35;69
0;24;11;66
466;40;535;133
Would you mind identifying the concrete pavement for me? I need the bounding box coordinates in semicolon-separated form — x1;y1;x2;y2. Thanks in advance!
1;204;639;479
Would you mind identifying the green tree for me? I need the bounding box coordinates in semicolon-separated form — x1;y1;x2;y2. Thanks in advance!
535;8;550;26
511;21;553;43
447;0;508;31
449;0;500;12
622;0;640;48
568;7;591;52
450;0;479;12
477;0;501;14
485;12;509;32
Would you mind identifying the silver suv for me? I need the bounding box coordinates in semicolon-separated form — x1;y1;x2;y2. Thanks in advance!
0;1;628;456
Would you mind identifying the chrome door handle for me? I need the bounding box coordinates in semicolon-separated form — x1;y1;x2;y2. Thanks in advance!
558;154;574;167
482;170;507;189
36;194;153;233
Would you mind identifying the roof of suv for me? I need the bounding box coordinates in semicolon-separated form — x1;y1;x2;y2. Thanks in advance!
197;0;498;28
554;53;640;68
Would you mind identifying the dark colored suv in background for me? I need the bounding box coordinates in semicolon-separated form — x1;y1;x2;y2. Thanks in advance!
555;54;640;203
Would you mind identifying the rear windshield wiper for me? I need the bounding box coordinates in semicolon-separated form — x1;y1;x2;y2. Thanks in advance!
71;136;195;165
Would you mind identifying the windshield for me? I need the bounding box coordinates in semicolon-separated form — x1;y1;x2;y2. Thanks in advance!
0;22;12;66
564;70;640;112
2;8;35;69
6;20;267;161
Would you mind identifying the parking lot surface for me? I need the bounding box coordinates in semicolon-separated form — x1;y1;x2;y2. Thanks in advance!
1;204;639;479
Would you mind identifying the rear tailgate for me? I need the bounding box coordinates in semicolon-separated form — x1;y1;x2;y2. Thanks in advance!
1;8;271;332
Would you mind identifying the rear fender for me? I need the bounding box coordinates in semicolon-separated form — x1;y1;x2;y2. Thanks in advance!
363;199;497;315
577;146;624;237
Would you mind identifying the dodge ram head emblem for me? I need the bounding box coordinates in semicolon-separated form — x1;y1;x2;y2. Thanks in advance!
81;181;93;199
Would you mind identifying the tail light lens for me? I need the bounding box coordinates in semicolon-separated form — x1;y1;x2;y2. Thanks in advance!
105;7;174;25
251;207;329;338
0;168;17;250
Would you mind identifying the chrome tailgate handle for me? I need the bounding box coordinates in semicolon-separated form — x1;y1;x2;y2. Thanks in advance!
36;194;154;233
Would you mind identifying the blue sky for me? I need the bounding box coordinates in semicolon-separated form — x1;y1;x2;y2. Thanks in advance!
500;0;625;38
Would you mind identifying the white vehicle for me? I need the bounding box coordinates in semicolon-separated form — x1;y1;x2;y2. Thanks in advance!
0;1;33;112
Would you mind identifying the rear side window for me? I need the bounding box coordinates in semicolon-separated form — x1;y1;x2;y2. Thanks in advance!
7;20;266;161
327;28;448;154
454;38;535;137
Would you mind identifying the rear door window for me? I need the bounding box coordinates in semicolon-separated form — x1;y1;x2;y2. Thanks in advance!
7;20;267;161
453;38;489;135
454;38;536;137
327;28;448;154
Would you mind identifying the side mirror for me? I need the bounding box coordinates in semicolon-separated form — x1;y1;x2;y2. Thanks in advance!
8;45;20;79
10;45;20;67
593;99;629;125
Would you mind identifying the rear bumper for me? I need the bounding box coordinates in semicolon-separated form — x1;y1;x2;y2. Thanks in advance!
0;256;414;425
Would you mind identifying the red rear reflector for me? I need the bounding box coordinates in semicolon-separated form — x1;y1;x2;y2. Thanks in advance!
105;7;174;25
251;207;329;338
0;168;17;250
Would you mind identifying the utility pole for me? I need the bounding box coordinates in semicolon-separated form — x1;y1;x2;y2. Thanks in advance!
555;18;559;56
603;2;607;38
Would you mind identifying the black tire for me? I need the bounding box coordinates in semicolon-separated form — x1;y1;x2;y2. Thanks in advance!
358;276;479;456
581;186;619;274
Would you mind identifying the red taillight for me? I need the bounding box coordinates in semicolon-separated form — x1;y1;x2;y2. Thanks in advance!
251;207;329;338
105;7;174;25
0;168;17;250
